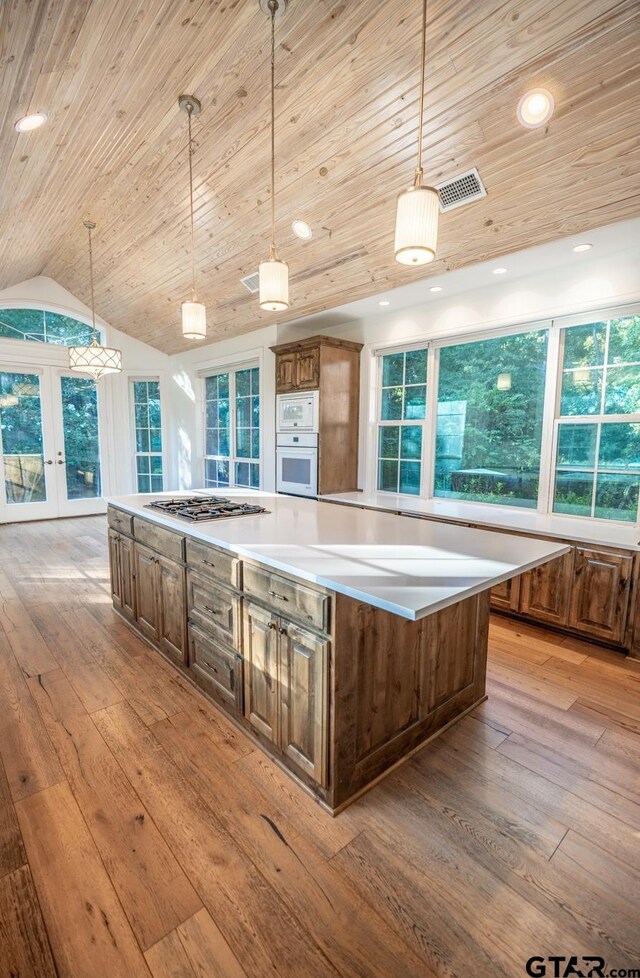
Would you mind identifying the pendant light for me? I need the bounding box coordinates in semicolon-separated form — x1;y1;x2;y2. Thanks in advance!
179;95;207;340
68;221;122;380
259;0;289;312
394;0;439;266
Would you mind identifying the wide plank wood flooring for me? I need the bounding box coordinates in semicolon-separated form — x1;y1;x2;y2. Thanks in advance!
0;515;639;978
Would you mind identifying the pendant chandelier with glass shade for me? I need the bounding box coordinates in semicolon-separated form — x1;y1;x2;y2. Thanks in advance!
259;0;289;312
178;95;207;340
394;0;439;266
68;221;122;380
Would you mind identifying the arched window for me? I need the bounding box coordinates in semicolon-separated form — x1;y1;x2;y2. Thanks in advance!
0;308;99;346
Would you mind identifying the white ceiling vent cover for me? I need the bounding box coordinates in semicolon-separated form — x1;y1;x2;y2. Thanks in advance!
240;271;260;294
435;167;487;213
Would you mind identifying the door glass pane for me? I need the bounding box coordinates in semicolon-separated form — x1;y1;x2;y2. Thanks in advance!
0;372;46;504
61;375;101;499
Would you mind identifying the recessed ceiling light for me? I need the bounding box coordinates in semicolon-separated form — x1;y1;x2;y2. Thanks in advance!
517;88;554;129
14;112;47;132
493;267;508;275
429;286;442;293
292;219;313;240
379;300;390;306
573;243;593;253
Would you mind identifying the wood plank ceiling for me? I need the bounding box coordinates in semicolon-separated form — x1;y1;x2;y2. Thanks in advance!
1;0;639;354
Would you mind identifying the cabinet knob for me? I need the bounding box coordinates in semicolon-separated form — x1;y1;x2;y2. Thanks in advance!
268;621;277;630
278;626;288;636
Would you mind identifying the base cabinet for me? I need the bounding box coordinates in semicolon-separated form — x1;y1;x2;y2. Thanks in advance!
243;600;329;787
491;541;636;650
519;552;573;626
569;548;633;644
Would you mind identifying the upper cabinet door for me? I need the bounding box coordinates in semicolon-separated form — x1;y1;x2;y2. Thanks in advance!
569;548;633;644
275;352;297;393
295;348;320;390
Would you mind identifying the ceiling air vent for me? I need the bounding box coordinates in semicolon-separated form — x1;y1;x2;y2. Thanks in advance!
435;167;487;213
240;271;260;294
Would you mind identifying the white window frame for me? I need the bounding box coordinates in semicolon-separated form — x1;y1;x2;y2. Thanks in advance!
201;360;262;490
366;301;640;528
129;376;164;494
373;342;431;498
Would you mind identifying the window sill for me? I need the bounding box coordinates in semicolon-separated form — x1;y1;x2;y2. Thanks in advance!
319;490;640;552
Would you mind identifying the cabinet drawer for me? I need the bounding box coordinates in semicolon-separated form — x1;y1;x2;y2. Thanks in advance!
187;571;241;650
188;623;243;710
108;507;133;537
133;516;185;562
186;539;241;590
243;563;329;633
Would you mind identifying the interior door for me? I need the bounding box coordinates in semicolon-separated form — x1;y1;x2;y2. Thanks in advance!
0;367;58;521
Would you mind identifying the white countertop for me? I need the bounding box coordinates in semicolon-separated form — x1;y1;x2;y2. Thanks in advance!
107;491;569;621
321;490;640;552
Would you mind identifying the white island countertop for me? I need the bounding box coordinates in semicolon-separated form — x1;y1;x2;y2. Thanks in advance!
107;491;570;621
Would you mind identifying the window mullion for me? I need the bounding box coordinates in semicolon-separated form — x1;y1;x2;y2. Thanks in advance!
539;326;561;515
423;346;439;499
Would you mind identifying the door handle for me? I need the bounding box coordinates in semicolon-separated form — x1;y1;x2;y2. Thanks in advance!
57;459;65;464
45;459;53;465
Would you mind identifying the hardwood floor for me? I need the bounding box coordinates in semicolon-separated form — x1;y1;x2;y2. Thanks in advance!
0;515;639;978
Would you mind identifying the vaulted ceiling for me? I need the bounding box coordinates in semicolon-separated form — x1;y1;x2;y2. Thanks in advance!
1;0;639;354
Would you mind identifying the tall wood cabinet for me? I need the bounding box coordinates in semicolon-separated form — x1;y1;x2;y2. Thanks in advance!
271;335;363;495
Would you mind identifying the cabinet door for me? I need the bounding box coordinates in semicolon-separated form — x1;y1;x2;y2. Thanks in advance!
490;576;521;612
569;548;633;644
119;534;137;622
279;619;328;786
108;530;123;609
519;552;574;626
295;348;319;390
243;601;279;742
275;352;297;393
134;544;161;644
158;555;187;665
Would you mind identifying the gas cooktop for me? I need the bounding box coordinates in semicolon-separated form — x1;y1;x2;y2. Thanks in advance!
144;496;269;522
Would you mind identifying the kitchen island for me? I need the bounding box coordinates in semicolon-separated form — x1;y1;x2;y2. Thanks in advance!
107;491;568;813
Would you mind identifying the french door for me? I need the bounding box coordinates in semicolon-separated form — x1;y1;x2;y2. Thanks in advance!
0;364;107;522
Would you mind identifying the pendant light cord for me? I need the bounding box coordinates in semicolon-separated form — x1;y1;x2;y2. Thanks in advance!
85;221;98;345
415;0;427;183
269;0;277;257
187;104;197;300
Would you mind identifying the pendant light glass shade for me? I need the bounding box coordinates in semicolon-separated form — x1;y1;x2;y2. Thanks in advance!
69;340;123;380
181;300;207;339
69;220;122;380
259;256;289;311
394;180;439;265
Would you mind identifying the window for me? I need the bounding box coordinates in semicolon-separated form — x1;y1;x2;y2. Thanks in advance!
204;366;260;490
0;308;99;346
132;380;163;493
434;330;548;508
377;348;427;495
553;315;640;522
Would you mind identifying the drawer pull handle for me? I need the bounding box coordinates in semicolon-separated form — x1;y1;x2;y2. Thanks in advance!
268;590;289;602
202;559;216;568
204;605;220;616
